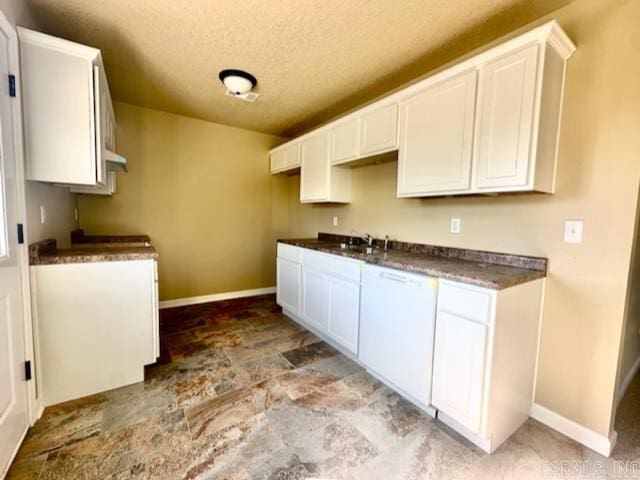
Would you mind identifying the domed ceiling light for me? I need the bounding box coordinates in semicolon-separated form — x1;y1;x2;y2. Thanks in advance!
219;69;259;102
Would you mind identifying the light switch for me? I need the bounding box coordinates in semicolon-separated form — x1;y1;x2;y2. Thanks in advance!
332;216;338;227
450;218;461;234
74;207;79;222
564;220;583;244
40;205;46;224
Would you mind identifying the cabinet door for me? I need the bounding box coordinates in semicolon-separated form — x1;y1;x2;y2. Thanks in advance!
21;38;96;184
301;267;330;331
432;311;487;433
270;149;288;172
300;134;329;202
398;70;477;196
360;103;398;156
276;258;301;316
329;118;359;164
270;144;300;173
474;44;539;189
327;277;360;354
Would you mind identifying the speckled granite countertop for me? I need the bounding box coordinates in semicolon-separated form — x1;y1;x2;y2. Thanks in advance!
30;238;158;266
71;229;151;247
279;233;547;290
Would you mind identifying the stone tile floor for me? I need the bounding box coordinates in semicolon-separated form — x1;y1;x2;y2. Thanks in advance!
6;294;640;479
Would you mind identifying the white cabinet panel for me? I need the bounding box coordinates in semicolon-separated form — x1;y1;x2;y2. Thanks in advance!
474;44;539;189
276;258;301;316
360;103;398;156
398;70;477;196
19;28;116;186
327;276;360;354
329;118;360;164
270;143;300;173
300;133;329;202
301;267;330;331
31;260;157;406
432;311;487;433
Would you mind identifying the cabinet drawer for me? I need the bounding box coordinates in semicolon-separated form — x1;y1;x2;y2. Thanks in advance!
302;249;361;283
277;243;302;263
437;281;493;324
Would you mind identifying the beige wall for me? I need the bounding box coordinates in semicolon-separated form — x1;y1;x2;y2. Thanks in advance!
0;0;78;247
618;184;640;399
284;0;640;437
78;102;286;301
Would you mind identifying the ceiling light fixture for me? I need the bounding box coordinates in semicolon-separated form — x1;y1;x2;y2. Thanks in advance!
218;69;257;95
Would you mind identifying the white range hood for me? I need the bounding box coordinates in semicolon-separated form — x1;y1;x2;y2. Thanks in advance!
105;149;127;173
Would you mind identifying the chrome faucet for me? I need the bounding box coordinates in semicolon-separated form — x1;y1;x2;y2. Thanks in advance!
351;230;374;246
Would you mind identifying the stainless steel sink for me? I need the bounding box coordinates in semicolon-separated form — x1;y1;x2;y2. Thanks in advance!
339;243;380;255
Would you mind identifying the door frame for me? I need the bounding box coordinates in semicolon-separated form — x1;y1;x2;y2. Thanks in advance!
0;10;38;427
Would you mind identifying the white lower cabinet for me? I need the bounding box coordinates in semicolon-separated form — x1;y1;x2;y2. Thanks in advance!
276;258;301;316
276;243;545;454
326;276;360;354
31;259;159;406
301;267;331;332
432;311;487;433
432;279;544;453
276;244;361;355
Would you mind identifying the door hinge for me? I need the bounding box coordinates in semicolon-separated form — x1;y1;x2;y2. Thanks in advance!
8;74;15;98
17;223;23;244
25;360;32;381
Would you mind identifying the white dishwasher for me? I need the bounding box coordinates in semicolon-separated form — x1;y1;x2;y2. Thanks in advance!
359;264;437;409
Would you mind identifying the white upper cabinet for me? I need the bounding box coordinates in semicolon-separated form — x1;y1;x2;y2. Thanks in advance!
398;70;477;196
329;118;360;165
270;142;300;173
359;102;398;156
270;21;575;202
19;28;116;187
300;132;351;203
473;44;539;190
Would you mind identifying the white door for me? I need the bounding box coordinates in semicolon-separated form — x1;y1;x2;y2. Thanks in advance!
328;118;359;164
301;267;330;332
398;70;477;196
359;103;398;156
474;44;539;189
432;311;487;433
0;15;30;478
300;133;329;202
326;276;359;354
276;257;301;316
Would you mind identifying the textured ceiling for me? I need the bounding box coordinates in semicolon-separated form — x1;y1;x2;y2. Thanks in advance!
24;0;574;136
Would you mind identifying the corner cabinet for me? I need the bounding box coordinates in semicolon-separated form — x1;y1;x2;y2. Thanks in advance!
270;142;300;174
300;132;351;203
269;21;575;202
18;28;117;187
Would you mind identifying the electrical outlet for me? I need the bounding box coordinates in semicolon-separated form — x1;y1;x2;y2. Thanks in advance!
564;220;583;244
450;217;461;234
332;216;338;227
40;205;46;224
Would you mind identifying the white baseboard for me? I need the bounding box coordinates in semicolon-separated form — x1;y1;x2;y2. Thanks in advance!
530;403;617;457
616;354;640;407
159;287;276;309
